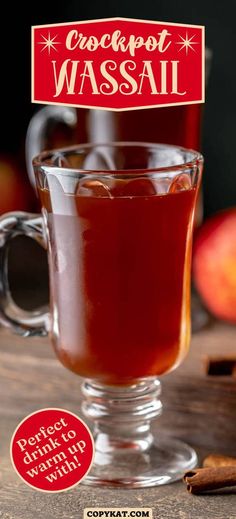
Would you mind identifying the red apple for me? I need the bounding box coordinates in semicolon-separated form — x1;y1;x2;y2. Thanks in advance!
193;208;236;323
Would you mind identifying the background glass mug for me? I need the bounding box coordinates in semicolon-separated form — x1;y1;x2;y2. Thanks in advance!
0;142;203;487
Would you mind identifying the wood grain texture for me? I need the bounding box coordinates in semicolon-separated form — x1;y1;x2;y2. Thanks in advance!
0;321;236;518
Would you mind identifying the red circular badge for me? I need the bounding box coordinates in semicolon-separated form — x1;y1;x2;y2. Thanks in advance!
10;408;94;492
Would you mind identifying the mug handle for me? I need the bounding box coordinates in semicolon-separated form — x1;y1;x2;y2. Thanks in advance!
25;106;77;190
0;211;49;337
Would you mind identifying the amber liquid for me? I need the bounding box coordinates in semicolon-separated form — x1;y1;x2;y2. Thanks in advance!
39;183;196;384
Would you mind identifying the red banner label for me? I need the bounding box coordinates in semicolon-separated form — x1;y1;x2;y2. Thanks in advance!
32;17;205;111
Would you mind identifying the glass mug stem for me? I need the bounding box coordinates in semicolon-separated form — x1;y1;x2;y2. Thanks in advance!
81;378;196;486
0;143;203;487
82;378;162;454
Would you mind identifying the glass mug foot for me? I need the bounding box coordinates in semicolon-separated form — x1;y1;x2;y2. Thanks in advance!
81;378;197;488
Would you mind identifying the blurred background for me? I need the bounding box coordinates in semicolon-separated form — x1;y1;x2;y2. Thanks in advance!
0;0;235;323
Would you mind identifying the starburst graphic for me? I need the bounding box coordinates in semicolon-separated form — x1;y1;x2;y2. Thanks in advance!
38;32;61;55
175;32;199;55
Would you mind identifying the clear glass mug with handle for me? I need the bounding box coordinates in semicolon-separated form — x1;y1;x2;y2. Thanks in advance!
0;142;203;487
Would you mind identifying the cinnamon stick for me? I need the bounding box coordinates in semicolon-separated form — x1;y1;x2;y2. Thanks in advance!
203;454;236;468
183;467;236;494
205;356;236;376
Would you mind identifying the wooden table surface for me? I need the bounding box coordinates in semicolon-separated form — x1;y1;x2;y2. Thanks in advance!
0;321;236;519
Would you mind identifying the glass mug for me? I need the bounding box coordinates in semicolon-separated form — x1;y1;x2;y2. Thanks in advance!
0;142;203;487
